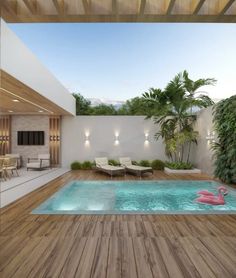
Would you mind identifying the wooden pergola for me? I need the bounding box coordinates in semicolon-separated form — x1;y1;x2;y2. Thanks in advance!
1;0;236;23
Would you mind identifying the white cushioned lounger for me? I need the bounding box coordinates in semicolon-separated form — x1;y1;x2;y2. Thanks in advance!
119;157;153;178
95;157;125;178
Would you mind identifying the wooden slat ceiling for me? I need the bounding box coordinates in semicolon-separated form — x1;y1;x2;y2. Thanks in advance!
1;0;236;23
0;70;72;115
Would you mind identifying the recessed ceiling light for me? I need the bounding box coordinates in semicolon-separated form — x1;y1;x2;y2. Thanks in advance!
8;110;13;113
12;99;19;102
38;110;43;113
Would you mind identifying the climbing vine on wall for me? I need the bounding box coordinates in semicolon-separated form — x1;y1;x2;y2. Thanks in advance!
212;95;236;183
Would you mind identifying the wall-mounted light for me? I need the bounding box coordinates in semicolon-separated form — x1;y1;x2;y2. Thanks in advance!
50;135;60;142
206;131;215;145
0;136;9;142
114;132;119;145
144;132;149;145
85;132;90;146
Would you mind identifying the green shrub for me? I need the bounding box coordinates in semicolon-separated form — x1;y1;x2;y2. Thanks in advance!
132;160;138;165
108;159;120;166
139;160;151;167
70;161;81;170
81;161;93;170
151;159;165;170
166;162;193;170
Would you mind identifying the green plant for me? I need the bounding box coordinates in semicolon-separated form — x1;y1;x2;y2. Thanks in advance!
166;162;193;170
81;161;93;170
108;159;120;166
151;159;165;170
70;161;81;170
143;70;216;164
131;160;138;165
212;95;236;183
139;160;150;167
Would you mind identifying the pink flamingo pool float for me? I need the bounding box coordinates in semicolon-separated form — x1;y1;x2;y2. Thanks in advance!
195;186;228;205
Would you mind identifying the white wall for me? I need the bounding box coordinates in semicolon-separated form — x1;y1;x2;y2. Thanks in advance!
61;116;167;167
190;106;215;176
0;18;75;115
11;115;49;166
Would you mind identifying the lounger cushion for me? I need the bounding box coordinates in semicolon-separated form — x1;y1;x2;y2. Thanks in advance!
126;165;152;171
101;165;124;171
95;157;109;167
119;157;132;166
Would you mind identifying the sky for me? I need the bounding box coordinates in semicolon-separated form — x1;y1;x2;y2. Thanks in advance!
9;23;236;101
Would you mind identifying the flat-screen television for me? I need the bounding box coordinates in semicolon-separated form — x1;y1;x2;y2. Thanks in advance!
17;131;44;145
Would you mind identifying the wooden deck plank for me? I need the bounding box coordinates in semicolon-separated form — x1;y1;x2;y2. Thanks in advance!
0;170;236;278
74;237;99;278
107;237;122;278
59;237;87;278
132;237;154;278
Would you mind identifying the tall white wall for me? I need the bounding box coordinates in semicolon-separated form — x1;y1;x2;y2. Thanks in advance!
0;18;75;115
190;106;215;176
61;116;167;167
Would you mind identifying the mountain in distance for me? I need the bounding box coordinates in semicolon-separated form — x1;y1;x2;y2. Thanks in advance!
88;98;125;109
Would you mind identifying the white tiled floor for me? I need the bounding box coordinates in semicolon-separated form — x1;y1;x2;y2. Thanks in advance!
0;167;70;208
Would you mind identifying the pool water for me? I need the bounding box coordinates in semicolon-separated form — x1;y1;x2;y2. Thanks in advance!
32;180;236;214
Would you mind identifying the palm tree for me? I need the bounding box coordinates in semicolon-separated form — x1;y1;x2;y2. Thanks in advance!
143;71;216;164
183;70;216;111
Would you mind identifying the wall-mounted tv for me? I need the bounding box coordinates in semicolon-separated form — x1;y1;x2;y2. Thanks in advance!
17;131;44;145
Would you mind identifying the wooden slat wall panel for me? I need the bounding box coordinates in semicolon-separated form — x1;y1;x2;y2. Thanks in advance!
49;116;61;166
0;115;11;155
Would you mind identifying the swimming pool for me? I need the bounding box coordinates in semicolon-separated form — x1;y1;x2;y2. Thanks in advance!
32;180;236;214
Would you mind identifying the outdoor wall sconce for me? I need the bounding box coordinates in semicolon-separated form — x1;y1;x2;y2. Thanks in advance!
85;132;90;146
206;131;215;144
144;133;149;145
114;132;119;145
206;131;215;141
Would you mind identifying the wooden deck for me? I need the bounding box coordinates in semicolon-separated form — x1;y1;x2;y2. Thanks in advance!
1;170;236;278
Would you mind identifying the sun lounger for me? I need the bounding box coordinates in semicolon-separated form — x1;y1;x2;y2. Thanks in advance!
119;157;153;178
95;157;125;178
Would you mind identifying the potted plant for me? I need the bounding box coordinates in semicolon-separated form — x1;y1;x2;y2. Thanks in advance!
143;70;216;173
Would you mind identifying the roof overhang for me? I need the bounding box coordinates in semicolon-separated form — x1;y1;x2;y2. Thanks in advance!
0;70;74;115
0;18;76;115
1;0;236;23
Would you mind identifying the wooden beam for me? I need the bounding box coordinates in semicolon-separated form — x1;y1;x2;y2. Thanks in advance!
112;0;117;15
52;0;65;15
193;0;205;15
1;0;17;16
219;0;235;15
2;14;236;23
139;0;146;15
166;0;176;15
82;0;91;15
23;0;37;14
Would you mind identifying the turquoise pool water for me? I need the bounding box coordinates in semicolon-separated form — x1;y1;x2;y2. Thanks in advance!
32;180;236;214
